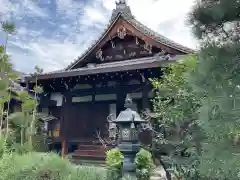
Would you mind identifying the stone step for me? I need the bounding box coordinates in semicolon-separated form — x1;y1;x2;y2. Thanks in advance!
73;151;106;158
71;158;106;166
150;176;166;180
72;153;106;161
151;167;166;176
74;149;106;153
77;144;104;150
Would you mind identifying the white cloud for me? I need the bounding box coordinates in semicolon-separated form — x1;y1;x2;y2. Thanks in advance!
0;0;48;19
1;0;198;73
56;0;85;19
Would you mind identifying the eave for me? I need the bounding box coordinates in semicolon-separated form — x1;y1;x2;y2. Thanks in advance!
25;55;186;81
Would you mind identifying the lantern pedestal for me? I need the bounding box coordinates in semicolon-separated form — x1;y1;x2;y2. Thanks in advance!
117;142;141;172
107;95;151;176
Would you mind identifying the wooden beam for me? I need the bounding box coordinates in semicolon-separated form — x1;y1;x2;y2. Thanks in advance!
141;80;150;110
61;138;68;158
71;84;143;96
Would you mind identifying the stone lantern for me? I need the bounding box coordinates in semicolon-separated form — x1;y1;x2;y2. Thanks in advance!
107;94;151;173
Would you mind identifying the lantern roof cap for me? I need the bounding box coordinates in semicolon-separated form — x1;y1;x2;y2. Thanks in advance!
114;95;146;123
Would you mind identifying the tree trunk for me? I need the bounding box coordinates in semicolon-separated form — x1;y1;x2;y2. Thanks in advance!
4;34;8;52
29;76;38;148
20;127;24;145
0;107;3;137
5;92;11;136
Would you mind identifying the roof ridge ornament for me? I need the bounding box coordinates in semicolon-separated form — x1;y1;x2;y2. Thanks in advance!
116;0;127;8
110;0;133;22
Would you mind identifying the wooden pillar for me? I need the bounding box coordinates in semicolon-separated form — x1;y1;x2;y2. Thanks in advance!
60;92;71;158
142;80;150;110
61;138;67;158
116;82;126;115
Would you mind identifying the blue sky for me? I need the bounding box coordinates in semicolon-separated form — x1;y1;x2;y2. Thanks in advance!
0;0;197;73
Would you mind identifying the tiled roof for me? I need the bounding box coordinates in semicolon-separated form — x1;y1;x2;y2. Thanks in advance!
65;0;194;70
128;19;194;53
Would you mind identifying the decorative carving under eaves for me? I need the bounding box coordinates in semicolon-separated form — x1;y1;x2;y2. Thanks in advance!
127;44;138;48
129;52;136;57
105;56;113;60
140;50;149;55
86;63;96;68
164;54;172;60
135;37;139;45
111;40;115;48
154;50;166;56
115;54;124;59
155;51;173;61
108;81;116;87
143;42;152;54
96;83;103;88
117;26;127;39
96;49;104;61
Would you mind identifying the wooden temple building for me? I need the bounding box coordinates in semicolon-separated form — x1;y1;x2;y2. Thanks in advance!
25;0;194;161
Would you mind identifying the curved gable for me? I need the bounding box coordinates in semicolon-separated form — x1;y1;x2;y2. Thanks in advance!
65;0;194;70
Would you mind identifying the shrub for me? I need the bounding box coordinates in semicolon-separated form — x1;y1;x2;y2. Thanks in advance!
0;137;5;158
106;148;124;180
0;152;107;180
12;142;33;155
135;148;154;180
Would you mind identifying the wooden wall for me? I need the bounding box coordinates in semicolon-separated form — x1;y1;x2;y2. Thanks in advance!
66;102;109;139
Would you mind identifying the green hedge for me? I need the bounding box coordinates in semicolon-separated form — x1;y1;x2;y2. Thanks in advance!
135;149;154;180
0;152;107;180
106;149;124;180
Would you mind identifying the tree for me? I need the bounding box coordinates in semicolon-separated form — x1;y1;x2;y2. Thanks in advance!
28;66;43;148
0;20;18;137
1;20;16;52
0;45;15;137
188;0;240;45
151;56;202;180
187;0;240;179
0;44;17;155
0;21;47;155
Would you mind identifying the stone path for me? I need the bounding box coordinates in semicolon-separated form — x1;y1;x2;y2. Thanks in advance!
150;166;167;180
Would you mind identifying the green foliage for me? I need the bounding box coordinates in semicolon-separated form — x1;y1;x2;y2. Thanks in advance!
0;20;46;157
32;134;48;152
106;149;124;169
187;0;240;179
106;149;124;180
12;142;33;155
151;56;202;179
187;44;240;179
34;85;43;94
0;152;108;180
187;0;240;43
1;21;16;34
151;56;199;125
135;148;153;180
34;65;43;75
0;137;6;158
